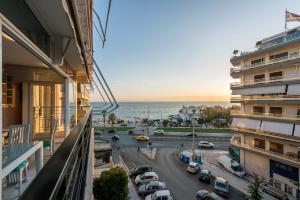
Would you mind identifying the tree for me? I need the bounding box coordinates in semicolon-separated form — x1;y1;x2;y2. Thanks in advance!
248;174;263;200
103;114;106;127
93;167;128;200
108;113;117;127
162;119;169;127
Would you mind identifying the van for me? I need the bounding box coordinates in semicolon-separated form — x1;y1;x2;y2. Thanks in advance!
218;155;245;177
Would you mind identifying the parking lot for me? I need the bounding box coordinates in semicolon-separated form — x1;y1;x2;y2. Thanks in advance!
121;148;247;200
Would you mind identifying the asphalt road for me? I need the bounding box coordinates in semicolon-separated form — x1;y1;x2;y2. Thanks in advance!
97;131;232;150
121;148;246;200
95;130;246;199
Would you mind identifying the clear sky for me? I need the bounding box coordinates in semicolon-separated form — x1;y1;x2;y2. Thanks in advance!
92;0;300;102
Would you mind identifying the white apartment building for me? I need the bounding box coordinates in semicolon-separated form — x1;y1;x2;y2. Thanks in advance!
178;105;203;122
230;26;300;199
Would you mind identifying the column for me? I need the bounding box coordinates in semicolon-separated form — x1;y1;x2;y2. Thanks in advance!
0;19;3;198
64;78;70;137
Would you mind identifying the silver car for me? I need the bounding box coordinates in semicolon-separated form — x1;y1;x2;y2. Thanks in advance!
138;181;166;197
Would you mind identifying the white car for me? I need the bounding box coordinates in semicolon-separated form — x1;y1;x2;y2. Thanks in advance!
218;155;245;177
145;190;173;200
187;161;201;173
198;141;214;148
153;130;165;135
214;177;229;197
135;172;158;186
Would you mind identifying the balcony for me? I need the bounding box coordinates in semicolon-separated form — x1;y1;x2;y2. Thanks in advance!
230;51;300;77
231;110;300;122
231;136;300;167
230;95;300;104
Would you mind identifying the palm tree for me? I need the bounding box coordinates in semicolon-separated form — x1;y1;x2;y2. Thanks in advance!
108;113;116;127
248;174;263;200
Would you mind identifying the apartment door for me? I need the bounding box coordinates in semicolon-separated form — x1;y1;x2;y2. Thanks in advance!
32;84;54;136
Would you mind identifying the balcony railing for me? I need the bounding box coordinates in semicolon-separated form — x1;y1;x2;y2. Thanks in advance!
230;75;300;88
20;110;92;200
231;138;300;164
231;110;300;121
230;51;300;74
230;95;300;102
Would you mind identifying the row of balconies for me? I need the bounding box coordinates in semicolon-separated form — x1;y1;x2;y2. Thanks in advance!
230;75;299;88
231;135;300;166
230;50;300;75
231;110;300;122
230;95;300;103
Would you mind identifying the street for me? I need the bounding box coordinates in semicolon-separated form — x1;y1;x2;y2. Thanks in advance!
98;131;246;200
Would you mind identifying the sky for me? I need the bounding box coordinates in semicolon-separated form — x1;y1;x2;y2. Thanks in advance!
92;0;300;102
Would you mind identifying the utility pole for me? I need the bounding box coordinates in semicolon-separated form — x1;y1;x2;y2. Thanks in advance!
148;106;150;137
191;110;196;160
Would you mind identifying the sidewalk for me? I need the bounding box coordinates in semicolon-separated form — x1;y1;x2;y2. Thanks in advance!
118;156;141;200
202;160;277;200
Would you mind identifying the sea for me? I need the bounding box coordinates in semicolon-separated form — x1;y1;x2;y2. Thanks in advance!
91;101;233;121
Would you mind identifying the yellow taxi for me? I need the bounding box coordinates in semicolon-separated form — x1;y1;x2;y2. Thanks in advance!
136;135;150;141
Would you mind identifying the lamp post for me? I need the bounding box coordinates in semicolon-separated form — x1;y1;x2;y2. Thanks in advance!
191;109;196;160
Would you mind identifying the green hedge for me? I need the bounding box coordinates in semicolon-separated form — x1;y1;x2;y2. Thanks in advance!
94;126;133;132
161;127;232;133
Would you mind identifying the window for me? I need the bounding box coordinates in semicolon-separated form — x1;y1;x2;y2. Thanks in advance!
269;52;288;61
2;74;15;108
270;142;283;154
254;138;265;149
254;74;265;82
269;107;283;115
253;106;265;114
270;71;283;81
251;58;265;66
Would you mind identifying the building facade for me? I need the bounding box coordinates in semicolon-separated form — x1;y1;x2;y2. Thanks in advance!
230;26;300;198
0;1;117;199
178;105;203;122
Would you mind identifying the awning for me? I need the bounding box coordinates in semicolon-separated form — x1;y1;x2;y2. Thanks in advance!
293;125;300;137
287;84;300;95
231;117;260;130
232;85;286;95
260;121;293;136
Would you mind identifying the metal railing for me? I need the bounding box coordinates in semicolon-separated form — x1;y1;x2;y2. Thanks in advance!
20;110;92;200
230;95;300;102
230;75;300;87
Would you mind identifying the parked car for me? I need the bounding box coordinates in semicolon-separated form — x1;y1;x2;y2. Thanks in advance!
129;165;152;178
135;172;158;186
185;132;198;137
138;181;166;197
111;135;120;140
128;129;134;134
214;177;229;197
153;130;165;135
198;141;214;148
136;135;150;141
218;155;245;177
145;190;173;200
198;169;211;183
196;190;224;200
186;161;201;174
260;182;289;200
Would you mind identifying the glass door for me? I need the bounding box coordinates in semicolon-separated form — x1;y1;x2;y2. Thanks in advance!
32;84;52;136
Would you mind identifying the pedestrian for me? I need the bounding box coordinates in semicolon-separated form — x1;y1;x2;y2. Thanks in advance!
137;146;140;152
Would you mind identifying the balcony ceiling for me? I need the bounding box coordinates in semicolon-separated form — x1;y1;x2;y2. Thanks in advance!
3;35;45;68
25;0;89;79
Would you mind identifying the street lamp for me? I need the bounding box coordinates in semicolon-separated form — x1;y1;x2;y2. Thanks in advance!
191;109;197;160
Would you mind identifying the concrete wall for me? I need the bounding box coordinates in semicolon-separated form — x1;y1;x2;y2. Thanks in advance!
244;150;269;179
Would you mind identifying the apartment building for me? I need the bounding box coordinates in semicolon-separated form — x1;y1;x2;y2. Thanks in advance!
230;26;300;198
0;1;116;199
